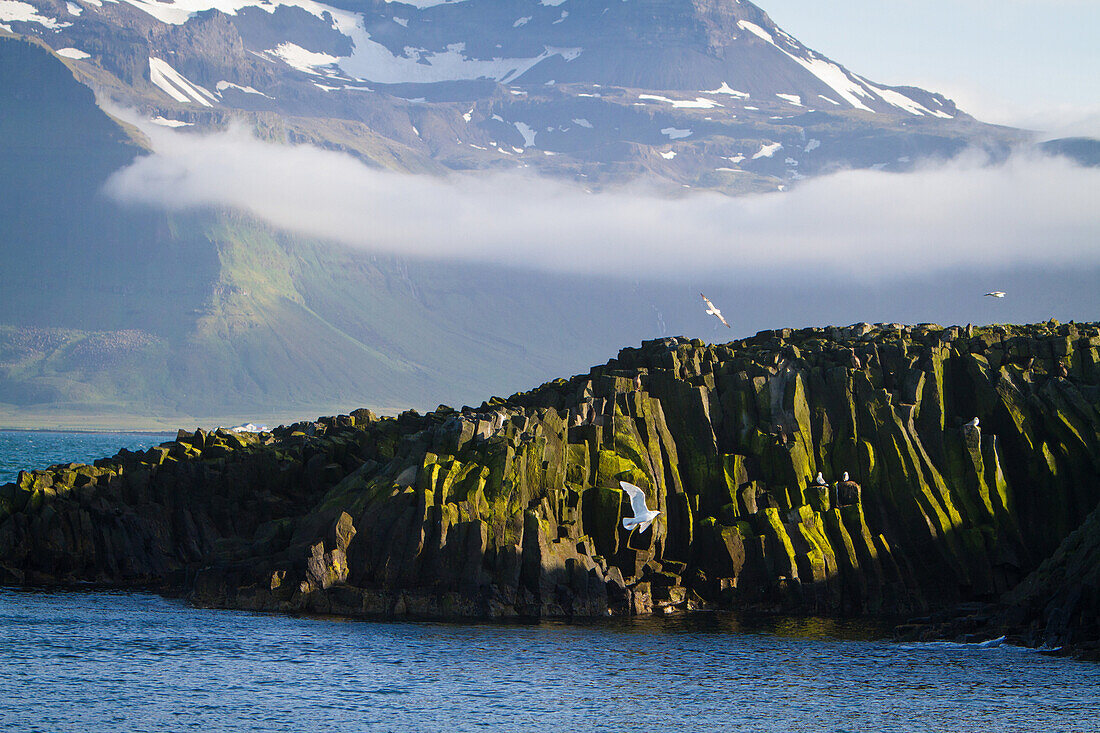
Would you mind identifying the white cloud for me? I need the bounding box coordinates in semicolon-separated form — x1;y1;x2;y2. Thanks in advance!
104;121;1100;280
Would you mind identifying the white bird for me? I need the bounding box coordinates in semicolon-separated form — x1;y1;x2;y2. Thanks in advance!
700;293;731;328
984;291;1006;298
619;481;661;533
814;472;827;486
965;417;980;428
842;471;849;482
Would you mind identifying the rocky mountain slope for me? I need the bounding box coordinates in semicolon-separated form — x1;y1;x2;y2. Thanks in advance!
3;322;1098;652
1;0;1025;193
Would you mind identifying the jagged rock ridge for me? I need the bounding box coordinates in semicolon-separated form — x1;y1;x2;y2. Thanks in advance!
2;321;1098;636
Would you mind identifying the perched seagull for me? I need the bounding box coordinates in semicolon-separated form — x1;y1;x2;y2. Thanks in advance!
842;471;849;482
620;481;661;533
984;291;1006;298
814;472;827;486
700;293;731;328
965;417;980;428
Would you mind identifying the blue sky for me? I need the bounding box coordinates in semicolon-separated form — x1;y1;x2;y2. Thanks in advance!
760;0;1100;136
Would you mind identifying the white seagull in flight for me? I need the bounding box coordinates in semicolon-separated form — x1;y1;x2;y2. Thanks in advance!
620;481;661;533
984;291;1006;298
700;293;730;328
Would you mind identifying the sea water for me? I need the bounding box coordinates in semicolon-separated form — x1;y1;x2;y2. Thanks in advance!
0;430;175;484
2;433;1099;732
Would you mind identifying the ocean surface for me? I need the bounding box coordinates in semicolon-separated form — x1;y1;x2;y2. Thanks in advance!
0;429;175;484
3;433;1100;732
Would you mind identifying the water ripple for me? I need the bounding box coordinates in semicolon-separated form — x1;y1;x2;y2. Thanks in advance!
0;589;1098;732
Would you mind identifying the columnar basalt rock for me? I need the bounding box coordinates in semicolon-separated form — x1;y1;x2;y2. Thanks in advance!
1;323;1098;633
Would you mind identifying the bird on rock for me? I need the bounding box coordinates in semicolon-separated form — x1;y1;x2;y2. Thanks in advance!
700;293;731;328
984;291;1006;298
965;417;980;428
837;472;862;506
814;472;827;486
620;481;661;533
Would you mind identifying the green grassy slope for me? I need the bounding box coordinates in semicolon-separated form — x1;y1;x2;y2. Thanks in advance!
0;38;662;423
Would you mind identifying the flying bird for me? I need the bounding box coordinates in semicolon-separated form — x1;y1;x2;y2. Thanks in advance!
700;293;730;328
619;481;661;533
984;291;1006;298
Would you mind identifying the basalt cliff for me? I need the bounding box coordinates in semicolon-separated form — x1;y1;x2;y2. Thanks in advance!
2;322;1099;653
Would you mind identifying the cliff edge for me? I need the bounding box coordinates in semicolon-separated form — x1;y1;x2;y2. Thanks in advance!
1;321;1098;651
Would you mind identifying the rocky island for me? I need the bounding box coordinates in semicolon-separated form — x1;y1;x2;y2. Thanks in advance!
2;322;1098;657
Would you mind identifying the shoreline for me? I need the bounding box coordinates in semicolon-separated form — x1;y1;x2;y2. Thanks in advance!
2;581;1075;657
0;408;393;433
0;426;179;435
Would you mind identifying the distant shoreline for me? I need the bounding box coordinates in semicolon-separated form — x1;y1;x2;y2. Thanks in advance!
0;406;398;433
0;427;177;435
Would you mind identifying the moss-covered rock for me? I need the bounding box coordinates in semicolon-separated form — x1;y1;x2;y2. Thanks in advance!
1;321;1098;628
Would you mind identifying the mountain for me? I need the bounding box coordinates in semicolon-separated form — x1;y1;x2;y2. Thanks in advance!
0;33;671;423
3;322;1099;656
1;0;1024;193
0;0;1088;425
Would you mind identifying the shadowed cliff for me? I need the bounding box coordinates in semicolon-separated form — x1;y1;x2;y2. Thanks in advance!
1;321;1098;647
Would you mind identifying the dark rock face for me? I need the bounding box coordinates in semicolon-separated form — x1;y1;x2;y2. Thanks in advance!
997;501;1100;658
2;322;1099;632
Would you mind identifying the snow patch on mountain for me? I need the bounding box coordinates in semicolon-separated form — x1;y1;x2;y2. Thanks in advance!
150;115;193;127
268;42;338;75
0;0;69;29
703;82;749;98
148;57;216;106
117;0;337;26
515;121;536;147
387;0;465;7
331;9;583;85
639;94;722;109
776;93;802;106
217;80;271;97
859;77;953;118
753;142;782;159
661;127;692;140
737;20;773;44
776;49;875;112
56;47;90;59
